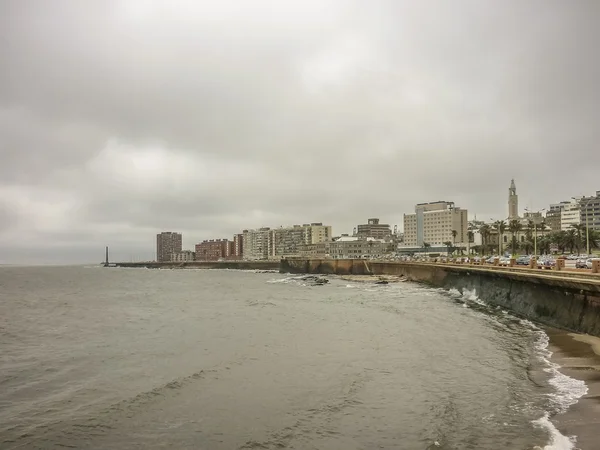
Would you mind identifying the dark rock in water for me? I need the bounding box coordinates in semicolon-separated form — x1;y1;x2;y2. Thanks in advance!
375;280;389;285
302;275;329;286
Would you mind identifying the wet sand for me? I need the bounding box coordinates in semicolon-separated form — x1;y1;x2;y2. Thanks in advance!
546;329;600;450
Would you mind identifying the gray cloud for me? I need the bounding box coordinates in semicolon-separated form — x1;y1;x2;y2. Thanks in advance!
1;0;599;264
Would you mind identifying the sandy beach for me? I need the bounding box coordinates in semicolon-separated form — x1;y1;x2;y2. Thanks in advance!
546;329;600;450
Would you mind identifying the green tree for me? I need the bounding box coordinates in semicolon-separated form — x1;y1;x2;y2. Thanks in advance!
493;220;507;255
443;241;453;255
537;235;551;255
467;231;475;254
584;229;600;252
520;239;534;255
479;224;491;256
508;219;522;255
570;223;586;254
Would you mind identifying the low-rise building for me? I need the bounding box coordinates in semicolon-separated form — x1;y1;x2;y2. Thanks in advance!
355;218;392;240
171;250;195;262
195;239;230;261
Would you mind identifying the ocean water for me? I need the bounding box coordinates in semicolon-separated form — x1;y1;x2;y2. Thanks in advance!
0;266;587;449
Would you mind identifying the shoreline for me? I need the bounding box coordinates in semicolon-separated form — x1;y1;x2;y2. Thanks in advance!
545;329;600;450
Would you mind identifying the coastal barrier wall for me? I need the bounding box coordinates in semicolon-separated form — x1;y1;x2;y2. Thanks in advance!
280;258;600;336
113;261;280;270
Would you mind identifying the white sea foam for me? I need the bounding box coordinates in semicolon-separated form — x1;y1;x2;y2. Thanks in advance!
531;330;588;450
532;413;577;450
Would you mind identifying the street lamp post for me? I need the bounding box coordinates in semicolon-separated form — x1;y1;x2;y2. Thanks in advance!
579;198;592;255
525;207;545;258
490;217;509;256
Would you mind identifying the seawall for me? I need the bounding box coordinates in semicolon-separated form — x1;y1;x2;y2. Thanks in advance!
280;258;600;336
113;261;280;270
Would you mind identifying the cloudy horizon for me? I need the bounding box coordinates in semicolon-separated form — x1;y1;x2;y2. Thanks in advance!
1;0;599;264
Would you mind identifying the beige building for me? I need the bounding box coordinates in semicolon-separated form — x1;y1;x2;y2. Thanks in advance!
243;223;332;260
171;250;195;262
242;228;271;260
298;236;388;259
355;218;392;240
403;201;468;247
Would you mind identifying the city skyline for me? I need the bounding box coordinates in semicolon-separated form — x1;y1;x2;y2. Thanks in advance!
2;1;600;264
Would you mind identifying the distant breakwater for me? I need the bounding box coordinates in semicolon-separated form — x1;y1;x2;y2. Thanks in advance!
280;258;600;336
113;261;280;271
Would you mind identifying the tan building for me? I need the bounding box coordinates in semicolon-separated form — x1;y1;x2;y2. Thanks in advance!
171;250;195;262
243;223;332;260
156;232;182;262
298;236;388;259
403;201;468;247
355;218;392;240
242;228;271;260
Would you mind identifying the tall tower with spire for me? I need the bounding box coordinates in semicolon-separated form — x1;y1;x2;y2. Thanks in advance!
508;179;519;219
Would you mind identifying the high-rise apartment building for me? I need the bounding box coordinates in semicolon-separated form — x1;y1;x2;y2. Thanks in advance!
403;201;468;247
233;233;244;259
580;191;600;231
156;232;182;262
560;198;581;231
242;228;271;260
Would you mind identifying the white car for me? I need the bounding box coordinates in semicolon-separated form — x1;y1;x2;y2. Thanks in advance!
586;258;599;269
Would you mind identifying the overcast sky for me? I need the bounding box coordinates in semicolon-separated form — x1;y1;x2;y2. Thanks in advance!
1;0;599;264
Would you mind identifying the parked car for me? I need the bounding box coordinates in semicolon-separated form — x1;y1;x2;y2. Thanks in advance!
516;256;531;265
586;258;600;269
538;258;556;268
576;258;588;269
498;256;511;266
486;256;498;264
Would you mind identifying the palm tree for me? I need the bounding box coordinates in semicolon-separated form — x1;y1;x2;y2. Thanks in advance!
520;239;534;255
493;220;507;255
443;241;453;255
508;219;522;255
451;229;458;246
467;231;475;255
537;235;552;255
526;220;535;241
584;229;600;252
479;224;491;256
570;223;586;254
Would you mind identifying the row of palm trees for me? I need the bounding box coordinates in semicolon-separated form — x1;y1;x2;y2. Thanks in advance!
474;220;599;256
